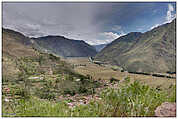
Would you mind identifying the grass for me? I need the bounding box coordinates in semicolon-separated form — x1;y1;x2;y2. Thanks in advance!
2;80;176;117
2;97;71;117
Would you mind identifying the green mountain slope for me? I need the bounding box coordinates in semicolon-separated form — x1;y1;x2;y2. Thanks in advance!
95;19;176;73
2;28;84;80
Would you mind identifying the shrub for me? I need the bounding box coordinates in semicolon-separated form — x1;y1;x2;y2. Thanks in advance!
35;80;56;100
124;77;130;83
6;97;70;117
78;86;88;94
63;88;76;96
15;87;31;99
2;81;175;117
35;87;56;100
99;81;168;116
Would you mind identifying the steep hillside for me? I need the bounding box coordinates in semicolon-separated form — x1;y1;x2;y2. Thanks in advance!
2;28;34;57
2;28;83;80
2;28;101;112
95;19;176;73
32;36;97;57
92;43;107;52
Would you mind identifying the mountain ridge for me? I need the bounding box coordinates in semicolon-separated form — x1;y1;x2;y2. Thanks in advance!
32;36;97;57
95;19;176;73
2;28;97;58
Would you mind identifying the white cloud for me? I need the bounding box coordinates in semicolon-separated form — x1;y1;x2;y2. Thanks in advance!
166;4;176;23
150;4;176;30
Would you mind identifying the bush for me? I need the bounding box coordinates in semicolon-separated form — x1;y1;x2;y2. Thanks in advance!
14;87;31;99
35;81;56;100
63;88;76;96
124;77;130;83
2;81;175;117
99;81;169;116
4;97;70;117
78;85;88;94
35;87;56;100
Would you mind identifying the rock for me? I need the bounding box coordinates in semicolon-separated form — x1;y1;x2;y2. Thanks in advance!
155;102;176;117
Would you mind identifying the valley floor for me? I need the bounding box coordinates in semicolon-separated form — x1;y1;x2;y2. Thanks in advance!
66;57;176;89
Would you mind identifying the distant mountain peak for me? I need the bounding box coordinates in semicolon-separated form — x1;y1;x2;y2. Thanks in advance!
32;35;97;57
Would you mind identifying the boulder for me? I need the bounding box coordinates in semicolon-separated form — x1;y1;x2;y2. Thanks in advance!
155;102;176;117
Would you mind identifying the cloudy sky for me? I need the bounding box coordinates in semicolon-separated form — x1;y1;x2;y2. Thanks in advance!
2;2;176;45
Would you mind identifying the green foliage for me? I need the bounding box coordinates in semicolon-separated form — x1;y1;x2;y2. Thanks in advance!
99;81;170;116
17;57;38;76
9;97;71;117
167;85;176;102
35;87;56;100
124;77;130;83
59;79;95;96
35;81;56;100
2;80;176;117
13;87;31;99
63;88;76;96
52;74;100;96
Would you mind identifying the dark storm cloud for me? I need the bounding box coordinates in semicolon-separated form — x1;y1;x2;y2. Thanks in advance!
2;2;176;45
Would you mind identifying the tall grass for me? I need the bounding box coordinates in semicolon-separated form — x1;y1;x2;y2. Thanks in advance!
2;80;176;117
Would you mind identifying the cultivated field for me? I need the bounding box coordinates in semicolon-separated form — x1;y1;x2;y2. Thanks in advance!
66;57;176;89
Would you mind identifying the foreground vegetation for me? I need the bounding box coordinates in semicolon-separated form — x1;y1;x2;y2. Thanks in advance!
2;78;176;117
